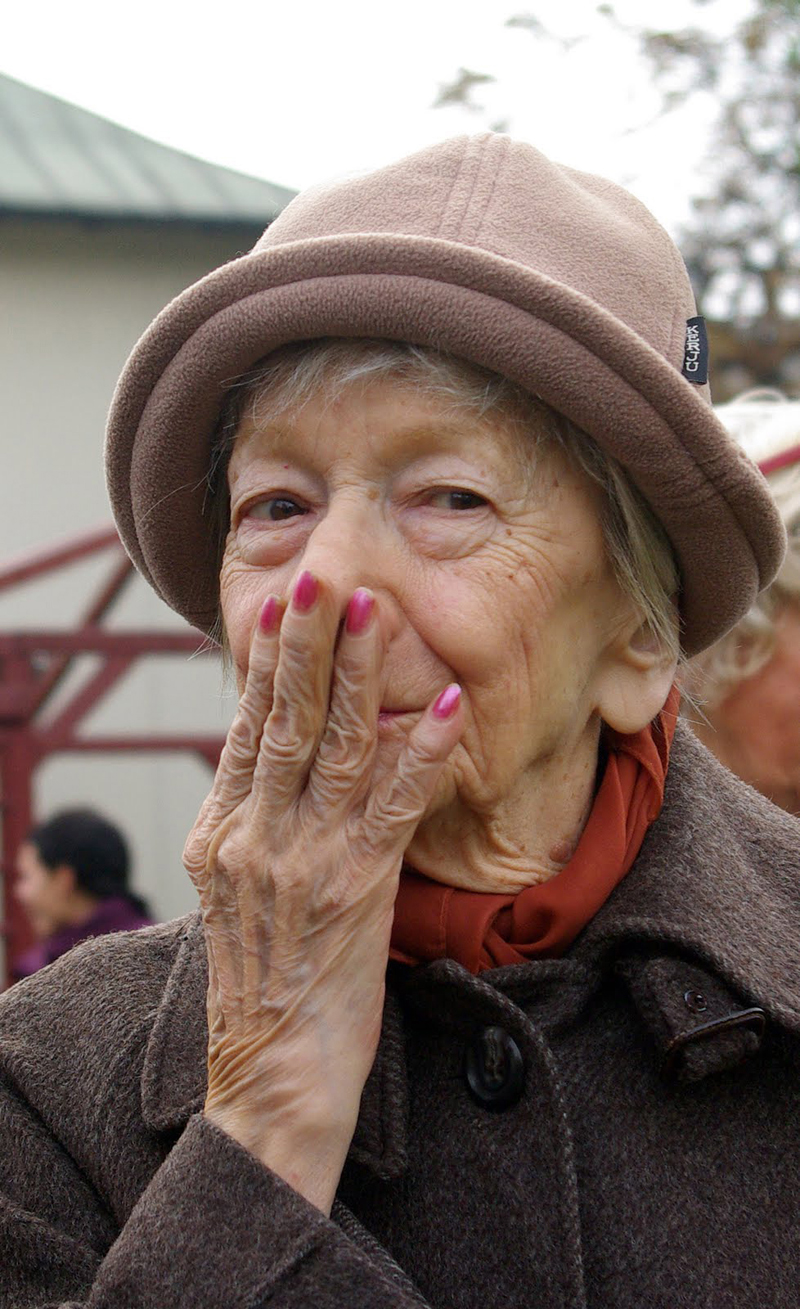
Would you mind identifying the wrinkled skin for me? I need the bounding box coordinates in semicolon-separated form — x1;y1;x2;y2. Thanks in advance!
184;581;462;1210
185;381;674;1213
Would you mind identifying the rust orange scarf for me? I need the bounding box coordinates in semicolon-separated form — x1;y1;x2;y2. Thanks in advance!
390;687;680;974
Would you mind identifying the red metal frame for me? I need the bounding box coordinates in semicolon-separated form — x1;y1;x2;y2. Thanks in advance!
0;526;225;984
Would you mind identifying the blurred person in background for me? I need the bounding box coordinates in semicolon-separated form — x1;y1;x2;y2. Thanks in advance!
12;807;153;980
685;392;800;815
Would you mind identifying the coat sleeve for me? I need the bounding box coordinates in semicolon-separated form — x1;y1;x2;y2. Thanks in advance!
0;1083;430;1308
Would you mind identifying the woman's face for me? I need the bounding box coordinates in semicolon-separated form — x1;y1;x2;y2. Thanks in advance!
220;380;638;831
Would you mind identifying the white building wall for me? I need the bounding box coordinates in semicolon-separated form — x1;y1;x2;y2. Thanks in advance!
0;218;255;935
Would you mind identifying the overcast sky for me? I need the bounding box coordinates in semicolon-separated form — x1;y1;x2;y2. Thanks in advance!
2;0;752;237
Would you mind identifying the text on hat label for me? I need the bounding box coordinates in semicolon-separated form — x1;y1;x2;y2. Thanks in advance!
682;316;709;385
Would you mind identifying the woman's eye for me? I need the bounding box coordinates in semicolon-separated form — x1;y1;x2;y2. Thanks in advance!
429;489;488;511
246;497;307;522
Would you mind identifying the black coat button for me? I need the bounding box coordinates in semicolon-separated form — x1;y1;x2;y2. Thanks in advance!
464;1026;525;1110
684;989;708;1013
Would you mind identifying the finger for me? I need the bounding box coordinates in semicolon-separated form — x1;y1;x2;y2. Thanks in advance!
363;684;463;855
307;589;382;814
252;571;340;811
199;595;284;824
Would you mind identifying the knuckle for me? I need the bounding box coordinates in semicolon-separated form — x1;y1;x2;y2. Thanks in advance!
368;796;412;836
225;708;261;761
208;823;254;882
184;810;257;889
318;716;374;774
261;727;311;768
275;632;317;684
404;732;442;770
334;661;366;698
279;621;318;658
183;827;209;881
308;730;375;814
262;702;317;766
367;786;420;838
307;774;348;809
394;753;435;806
366;744;443;841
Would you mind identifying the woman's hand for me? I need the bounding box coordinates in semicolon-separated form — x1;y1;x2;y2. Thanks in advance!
183;572;462;1215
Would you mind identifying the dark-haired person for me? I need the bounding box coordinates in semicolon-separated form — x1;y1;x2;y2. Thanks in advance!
12;808;152;980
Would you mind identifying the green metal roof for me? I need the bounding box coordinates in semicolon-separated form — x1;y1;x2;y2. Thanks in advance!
0;72;295;224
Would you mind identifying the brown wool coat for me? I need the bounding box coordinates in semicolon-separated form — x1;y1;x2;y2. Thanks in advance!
2;725;800;1309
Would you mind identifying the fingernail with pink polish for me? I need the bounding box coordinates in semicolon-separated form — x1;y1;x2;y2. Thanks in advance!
292;571;318;613
346;588;374;635
259;595;283;634
432;684;461;720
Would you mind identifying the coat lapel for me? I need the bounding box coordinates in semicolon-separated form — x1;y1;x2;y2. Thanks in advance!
577;723;800;1032
140;914;208;1131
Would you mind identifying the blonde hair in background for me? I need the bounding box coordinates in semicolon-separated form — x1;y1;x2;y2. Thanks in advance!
210;339;681;666
683;391;800;711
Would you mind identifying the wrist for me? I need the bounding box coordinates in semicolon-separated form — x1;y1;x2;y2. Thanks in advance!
203;1099;353;1215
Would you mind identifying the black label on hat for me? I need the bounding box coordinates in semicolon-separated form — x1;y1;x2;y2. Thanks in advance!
682;316;709;384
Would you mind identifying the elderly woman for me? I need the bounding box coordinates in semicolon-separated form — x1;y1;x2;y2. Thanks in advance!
685;391;800;815
2;134;800;1308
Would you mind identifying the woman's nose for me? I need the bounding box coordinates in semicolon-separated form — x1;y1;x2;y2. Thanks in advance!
291;497;399;627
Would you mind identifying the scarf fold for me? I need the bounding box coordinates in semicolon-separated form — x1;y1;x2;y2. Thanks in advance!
390;686;680;975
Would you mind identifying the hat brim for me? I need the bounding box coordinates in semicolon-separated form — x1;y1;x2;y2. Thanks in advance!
106;235;785;655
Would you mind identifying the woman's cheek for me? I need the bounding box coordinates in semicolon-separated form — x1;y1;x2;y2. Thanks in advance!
219;554;279;684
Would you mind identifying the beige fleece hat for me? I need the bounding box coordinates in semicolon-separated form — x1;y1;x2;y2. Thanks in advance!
105;133;785;654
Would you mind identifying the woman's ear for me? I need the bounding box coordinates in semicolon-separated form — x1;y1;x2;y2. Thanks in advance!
52;863;78;897
597;615;679;735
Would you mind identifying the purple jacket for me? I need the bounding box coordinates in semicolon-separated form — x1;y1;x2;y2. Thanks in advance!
13;896;152;981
